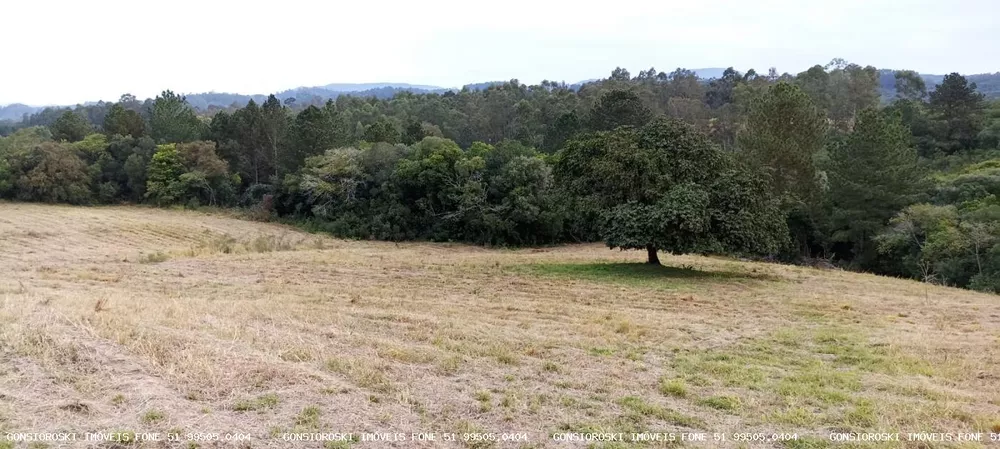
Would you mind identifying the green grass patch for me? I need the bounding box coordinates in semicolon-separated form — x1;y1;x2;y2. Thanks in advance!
768;407;818;426
515;262;763;290
698;395;741;411
618;396;705;429
814;331;935;376
658;377;688;397
844;399;878;427
674;352;768;389
233;393;279;412
475;390;493;412
141;410;165;424
776;364;859;405
588;347;616;356
669;325;937;423
294;406;322;430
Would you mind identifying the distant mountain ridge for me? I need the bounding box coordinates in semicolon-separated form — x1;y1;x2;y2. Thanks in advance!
877;70;1000;101
0;103;41;122
3;69;999;122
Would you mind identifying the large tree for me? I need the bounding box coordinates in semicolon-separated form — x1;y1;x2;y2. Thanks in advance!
260;95;289;178
739;82;827;203
556;117;787;264
894;70;927;101
149;90;203;144
50;110;91;142
796;60;879;130
828;108;924;265
14;142;92;204
587;89;652;132
739;82;829;256
929;73;986;153
286;105;339;173
103;103;147;138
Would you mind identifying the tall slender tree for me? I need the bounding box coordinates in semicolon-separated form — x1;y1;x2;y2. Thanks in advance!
929;73;986;152
828;108;924;265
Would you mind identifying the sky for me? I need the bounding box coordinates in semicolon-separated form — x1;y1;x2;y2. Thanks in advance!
1;0;997;106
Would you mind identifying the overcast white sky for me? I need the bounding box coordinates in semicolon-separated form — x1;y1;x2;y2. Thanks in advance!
1;0;997;105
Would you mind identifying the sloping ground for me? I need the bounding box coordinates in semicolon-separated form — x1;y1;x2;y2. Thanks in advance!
0;202;997;448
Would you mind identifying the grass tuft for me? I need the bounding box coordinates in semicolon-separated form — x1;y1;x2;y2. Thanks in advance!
139;252;168;263
658;377;687;397
233;393;279;412
698;395;741;412
618;396;704;429
294;406;322;429
141;410;165;424
326;358;394;393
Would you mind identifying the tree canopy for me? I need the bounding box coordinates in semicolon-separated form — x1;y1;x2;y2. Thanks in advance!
557;117;786;264
4;60;1000;293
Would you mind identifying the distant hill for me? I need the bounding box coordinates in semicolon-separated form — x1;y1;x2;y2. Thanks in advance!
318;83;446;92
6;70;1000;122
878;70;1000;100
182;83;452;110
0;103;40;122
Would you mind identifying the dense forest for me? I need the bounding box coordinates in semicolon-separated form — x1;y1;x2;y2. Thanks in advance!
3;59;1000;292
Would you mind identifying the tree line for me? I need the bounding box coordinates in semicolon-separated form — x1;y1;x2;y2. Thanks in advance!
3;59;1000;292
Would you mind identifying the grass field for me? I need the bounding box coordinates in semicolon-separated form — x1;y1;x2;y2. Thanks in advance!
0;202;998;448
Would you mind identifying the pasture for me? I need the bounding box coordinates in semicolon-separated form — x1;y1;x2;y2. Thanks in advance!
0;203;997;448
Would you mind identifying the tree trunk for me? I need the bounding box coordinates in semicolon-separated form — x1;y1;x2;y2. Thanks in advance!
646;245;660;265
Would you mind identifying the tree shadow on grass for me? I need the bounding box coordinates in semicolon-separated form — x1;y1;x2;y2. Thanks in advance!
516;262;774;289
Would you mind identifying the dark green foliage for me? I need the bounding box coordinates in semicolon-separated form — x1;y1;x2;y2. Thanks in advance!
828;108;925;267
877;201;1000;291
51;110;92;142
928;73;986;153
979;100;1000;150
875;158;1000;290
287;105;344;172
795;61;879;131
0;157;12;197
587;89;652;131
739;82;829;257
893;70;927;101
883;99;937;156
542;111;581;153
362;118;401;144
106;136;157;201
149;90;204;144
705;67;744;109
260;94;290;178
13;142;92;204
145;141;234;206
103;104;147;138
740;82;827;203
557;117;787;263
214;97;290;184
283;137;569;245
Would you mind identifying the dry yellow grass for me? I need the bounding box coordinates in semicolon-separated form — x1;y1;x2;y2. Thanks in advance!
0;202;998;448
